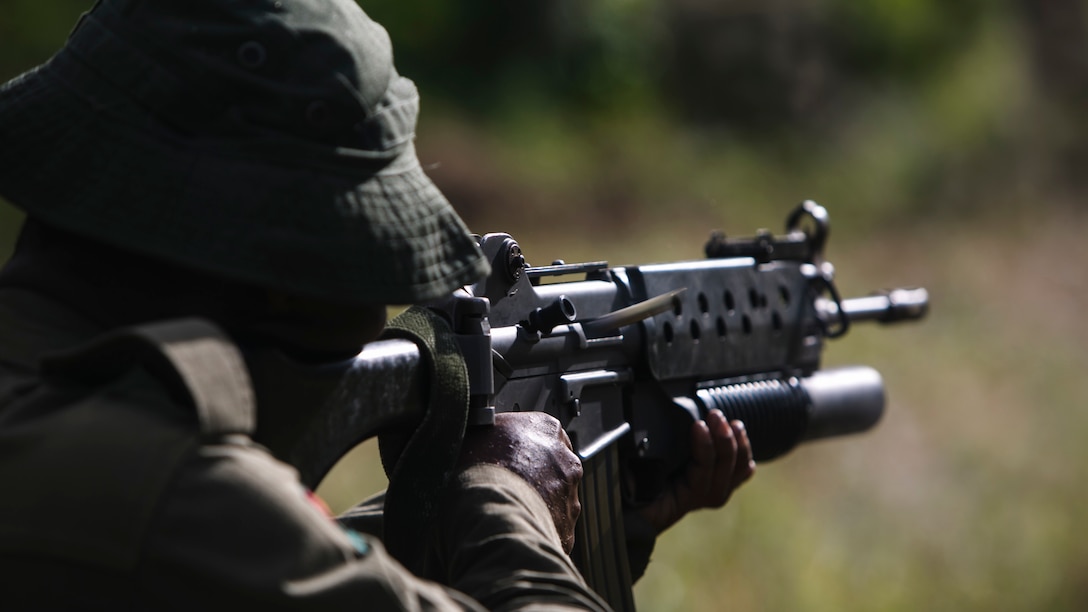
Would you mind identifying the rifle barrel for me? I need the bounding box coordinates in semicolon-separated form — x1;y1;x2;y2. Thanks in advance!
825;288;929;324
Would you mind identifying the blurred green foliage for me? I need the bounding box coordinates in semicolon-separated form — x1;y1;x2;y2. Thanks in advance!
827;0;989;78
3;1;1088;611
359;0;664;117
0;0;91;78
338;0;1082;240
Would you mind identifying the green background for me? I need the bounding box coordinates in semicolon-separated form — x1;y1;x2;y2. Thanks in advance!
3;1;1087;610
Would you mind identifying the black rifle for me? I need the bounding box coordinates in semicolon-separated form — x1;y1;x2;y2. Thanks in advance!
282;201;928;610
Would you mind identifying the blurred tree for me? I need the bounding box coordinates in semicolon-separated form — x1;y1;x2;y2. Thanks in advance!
359;0;663;117
659;0;991;133
0;0;1009;137
659;0;831;132
826;0;988;80
1017;0;1088;191
0;0;1081;240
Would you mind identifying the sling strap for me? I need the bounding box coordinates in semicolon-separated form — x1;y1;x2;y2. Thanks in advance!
43;317;256;437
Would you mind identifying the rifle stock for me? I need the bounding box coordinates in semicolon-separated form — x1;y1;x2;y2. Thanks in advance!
287;201;928;611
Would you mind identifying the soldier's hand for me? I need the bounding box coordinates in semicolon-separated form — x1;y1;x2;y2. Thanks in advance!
458;412;583;553
639;409;755;534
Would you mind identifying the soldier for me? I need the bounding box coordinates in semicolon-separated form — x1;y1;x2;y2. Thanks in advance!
0;0;754;609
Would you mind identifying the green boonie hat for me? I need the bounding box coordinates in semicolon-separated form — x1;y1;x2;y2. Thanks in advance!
0;0;489;304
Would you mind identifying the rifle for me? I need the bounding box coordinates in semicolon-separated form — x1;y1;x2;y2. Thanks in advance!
282;201;928;610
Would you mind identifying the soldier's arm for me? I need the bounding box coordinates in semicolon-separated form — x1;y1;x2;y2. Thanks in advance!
139;436;608;610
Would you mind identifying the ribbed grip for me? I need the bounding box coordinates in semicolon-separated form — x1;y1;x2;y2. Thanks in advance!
696;379;808;461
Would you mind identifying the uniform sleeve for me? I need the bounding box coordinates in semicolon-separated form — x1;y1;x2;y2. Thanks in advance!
430;464;612;612
138;439;485;611
139;440;611;611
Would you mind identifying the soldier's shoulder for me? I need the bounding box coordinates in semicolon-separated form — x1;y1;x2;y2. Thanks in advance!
0;318;259;571
41;317;256;437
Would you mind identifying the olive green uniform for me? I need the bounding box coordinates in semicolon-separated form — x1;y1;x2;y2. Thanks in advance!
0;288;609;610
0;0;616;607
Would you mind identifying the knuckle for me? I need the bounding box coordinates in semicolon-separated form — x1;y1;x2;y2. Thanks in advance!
569;461;583;484
743;461;757;480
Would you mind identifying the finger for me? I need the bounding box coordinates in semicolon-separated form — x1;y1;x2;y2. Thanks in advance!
558;422;575;451
705;410;739;506
677;418;714;505
730;420;756;485
707;409;738;468
560;486;581;554
565;448;583;487
690;418;714;467
568;485;582;530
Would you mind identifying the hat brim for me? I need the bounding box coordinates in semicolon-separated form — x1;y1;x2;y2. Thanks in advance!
0;55;488;304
